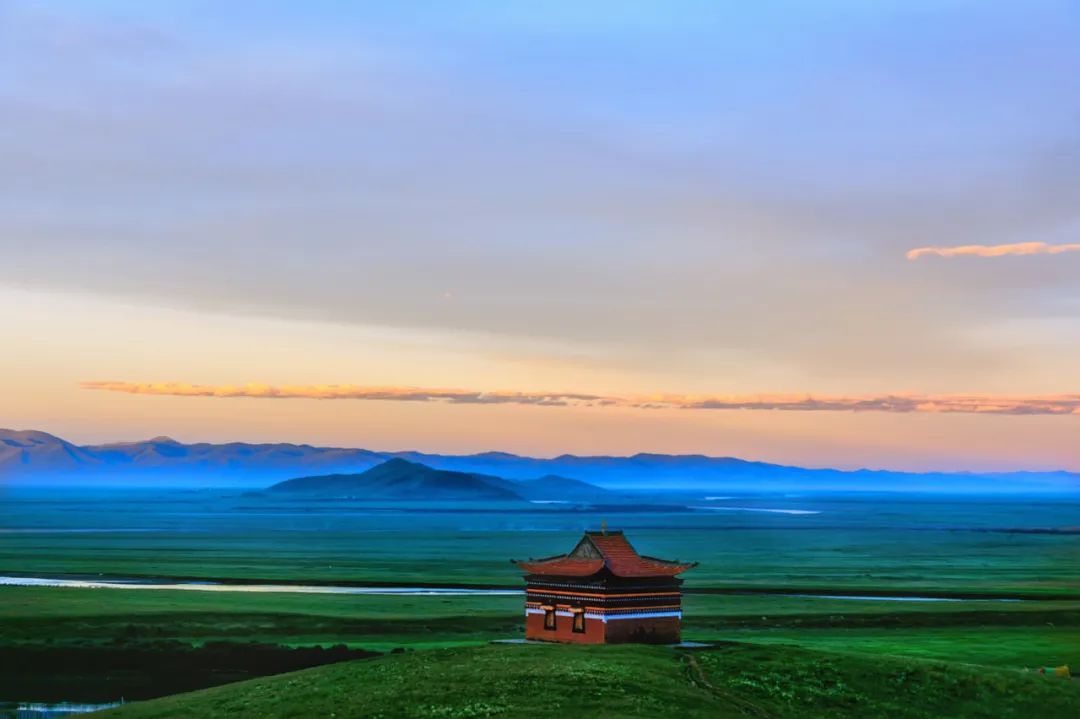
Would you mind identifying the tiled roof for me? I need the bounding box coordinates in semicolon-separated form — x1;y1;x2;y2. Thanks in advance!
513;557;604;576
513;530;697;578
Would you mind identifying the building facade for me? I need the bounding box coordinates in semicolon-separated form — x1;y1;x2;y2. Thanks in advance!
512;529;696;644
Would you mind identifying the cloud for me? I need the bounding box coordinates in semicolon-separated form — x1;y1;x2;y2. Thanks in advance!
5;1;1080;395
79;381;615;407
907;242;1080;260
80;381;1080;416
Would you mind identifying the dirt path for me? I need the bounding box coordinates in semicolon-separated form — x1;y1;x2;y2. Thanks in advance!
680;651;776;718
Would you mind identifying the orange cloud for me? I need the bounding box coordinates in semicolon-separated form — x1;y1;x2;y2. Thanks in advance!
78;381;611;406
906;242;1080;260
80;381;1080;416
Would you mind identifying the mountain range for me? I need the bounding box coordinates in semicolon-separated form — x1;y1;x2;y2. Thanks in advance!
1;428;1077;494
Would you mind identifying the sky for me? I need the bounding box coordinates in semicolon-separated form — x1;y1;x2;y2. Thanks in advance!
2;1;1080;471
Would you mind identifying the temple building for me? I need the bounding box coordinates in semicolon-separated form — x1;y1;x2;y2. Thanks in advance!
512;528;697;644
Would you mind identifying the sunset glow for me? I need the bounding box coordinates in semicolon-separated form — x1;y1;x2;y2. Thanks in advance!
3;2;1080;472
907;243;1080;260
81;381;1080;417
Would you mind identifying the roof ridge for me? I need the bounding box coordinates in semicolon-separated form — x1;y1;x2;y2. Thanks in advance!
639;553;697;567
512;530;696;578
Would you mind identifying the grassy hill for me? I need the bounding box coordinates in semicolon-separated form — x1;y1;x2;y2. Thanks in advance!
266;458;614;502
98;642;1079;719
267;458;522;500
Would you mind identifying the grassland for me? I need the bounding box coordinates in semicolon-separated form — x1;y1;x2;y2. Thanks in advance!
0;586;520;652
3;525;1076;597
2;582;1074;710
2;585;1076;668
96;642;1080;719
2;489;1077;713
3;490;1077;597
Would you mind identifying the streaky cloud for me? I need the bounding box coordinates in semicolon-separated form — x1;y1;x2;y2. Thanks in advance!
79;382;614;407
906;242;1080;260
80;381;1080;416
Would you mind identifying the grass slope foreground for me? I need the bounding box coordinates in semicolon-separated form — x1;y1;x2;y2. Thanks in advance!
99;643;1080;719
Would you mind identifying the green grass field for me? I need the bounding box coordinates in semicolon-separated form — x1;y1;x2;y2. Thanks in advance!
95;643;1080;719
4;525;1076;597
2;585;1076;668
3;490;1077;598
2;490;1077;715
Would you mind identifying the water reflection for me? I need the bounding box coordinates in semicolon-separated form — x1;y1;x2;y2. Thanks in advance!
0;702;123;718
0;576;519;596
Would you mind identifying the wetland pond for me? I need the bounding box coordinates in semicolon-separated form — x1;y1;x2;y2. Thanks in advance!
0;702;123;718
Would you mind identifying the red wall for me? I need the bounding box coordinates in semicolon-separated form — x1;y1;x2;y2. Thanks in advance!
525;612;605;644
525;613;681;645
603;616;680;644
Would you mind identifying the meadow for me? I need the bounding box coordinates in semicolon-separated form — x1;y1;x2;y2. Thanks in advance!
0;486;1077;714
2;487;1076;595
97;643;1080;719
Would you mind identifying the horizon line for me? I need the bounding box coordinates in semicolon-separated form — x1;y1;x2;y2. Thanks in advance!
4;426;1077;479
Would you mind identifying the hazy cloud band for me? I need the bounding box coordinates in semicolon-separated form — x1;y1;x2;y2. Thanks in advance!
907;242;1080;260
80;381;1080;416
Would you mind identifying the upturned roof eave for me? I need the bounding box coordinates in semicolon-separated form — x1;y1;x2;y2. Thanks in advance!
512;530;699;578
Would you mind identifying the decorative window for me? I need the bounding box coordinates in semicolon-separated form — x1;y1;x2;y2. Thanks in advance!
543;605;556;631
572;610;585;633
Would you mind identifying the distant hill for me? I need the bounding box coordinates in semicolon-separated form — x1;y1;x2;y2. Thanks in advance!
267;458;522;500
0;429;386;484
0;429;101;472
2;428;1078;494
512;474;615;501
397;451;1080;495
